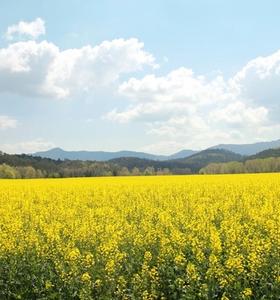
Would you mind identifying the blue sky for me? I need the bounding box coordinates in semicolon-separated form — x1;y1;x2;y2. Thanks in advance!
0;0;280;154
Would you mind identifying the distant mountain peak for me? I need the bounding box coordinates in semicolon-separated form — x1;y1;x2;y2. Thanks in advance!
49;147;64;152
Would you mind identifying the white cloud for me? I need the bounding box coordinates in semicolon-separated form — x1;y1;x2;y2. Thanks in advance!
231;50;280;119
106;50;280;151
118;68;229;105
0;38;156;99
0;41;59;97
210;101;268;125
46;38;156;98
1;139;55;154
0;115;17;129
5;18;46;41
107;68;229;123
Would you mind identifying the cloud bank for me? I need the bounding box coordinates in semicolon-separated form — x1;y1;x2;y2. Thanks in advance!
106;51;280;150
1;18;280;151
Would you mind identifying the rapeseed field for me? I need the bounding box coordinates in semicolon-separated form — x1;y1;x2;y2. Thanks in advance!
0;174;279;299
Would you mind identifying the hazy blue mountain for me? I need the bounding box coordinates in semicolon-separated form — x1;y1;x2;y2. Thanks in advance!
167;149;198;159
33;147;196;161
33;148;163;161
33;139;280;161
209;139;280;156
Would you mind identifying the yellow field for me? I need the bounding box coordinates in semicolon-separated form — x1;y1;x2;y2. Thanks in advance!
0;174;279;299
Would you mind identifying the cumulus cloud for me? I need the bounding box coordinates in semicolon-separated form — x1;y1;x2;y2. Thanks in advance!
210;101;268;126
5;18;45;40
46;38;156;98
0;38;156;99
106;50;280;150
118;68;229;104
232;50;280;120
0;41;58;97
1;139;55;154
0;115;17;129
107;68;229;123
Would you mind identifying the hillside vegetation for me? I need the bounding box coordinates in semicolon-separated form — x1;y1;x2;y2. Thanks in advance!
200;148;280;174
0;147;279;178
248;147;280;159
0;149;243;178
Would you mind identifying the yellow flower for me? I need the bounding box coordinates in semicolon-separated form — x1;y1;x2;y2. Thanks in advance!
45;280;53;289
149;267;159;281
84;252;94;266
94;279;102;288
221;293;230;300
105;259;115;274
186;262;199;281
81;272;91;282
68;248;80;261
174;254;186;266
225;256;244;274
242;288;253;297
144;251;152;262
219;278;228;288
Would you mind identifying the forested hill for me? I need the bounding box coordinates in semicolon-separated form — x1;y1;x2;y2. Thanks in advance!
1;147;279;178
0;152;60;172
200;148;280;174
110;149;243;173
0;148;244;178
247;148;280;160
0;151;114;177
173;149;243;172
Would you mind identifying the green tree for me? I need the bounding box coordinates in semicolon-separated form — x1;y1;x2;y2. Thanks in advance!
131;167;141;176
0;164;17;178
144;166;155;176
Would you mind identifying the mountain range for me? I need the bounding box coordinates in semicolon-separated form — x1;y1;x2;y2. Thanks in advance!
33;148;197;161
0;148;244;176
33;139;280;161
109;149;243;173
209;139;280;156
1;142;279;178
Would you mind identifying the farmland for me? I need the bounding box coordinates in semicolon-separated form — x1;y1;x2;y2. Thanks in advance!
0;174;279;299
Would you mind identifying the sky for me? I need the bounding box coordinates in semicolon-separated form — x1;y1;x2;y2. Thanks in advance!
0;0;280;154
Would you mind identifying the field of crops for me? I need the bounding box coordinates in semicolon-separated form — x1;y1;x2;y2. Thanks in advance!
0;174;279;299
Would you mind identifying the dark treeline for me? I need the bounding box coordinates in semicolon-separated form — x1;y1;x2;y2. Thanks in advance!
200;157;280;174
0;151;174;178
0;149;279;178
0;151;192;179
